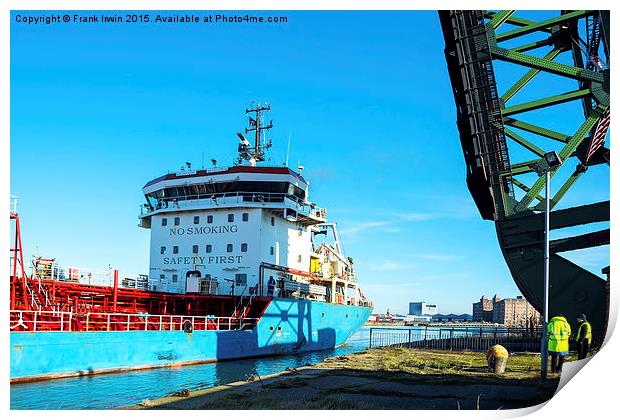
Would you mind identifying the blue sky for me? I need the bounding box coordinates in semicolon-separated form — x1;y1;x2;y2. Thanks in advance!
10;10;609;314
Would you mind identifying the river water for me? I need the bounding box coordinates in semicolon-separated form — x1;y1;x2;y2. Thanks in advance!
11;326;373;409
12;324;518;409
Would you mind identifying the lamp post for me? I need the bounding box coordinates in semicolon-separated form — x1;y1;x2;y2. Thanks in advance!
528;151;562;380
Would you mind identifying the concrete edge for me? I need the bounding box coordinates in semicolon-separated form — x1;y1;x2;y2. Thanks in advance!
123;365;332;409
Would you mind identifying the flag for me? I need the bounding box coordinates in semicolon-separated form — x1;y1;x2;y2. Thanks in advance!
249;117;257;127
586;110;610;163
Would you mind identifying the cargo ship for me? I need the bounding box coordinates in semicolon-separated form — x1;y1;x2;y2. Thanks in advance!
9;104;373;383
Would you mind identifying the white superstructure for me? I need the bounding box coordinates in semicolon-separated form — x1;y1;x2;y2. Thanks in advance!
138;104;368;306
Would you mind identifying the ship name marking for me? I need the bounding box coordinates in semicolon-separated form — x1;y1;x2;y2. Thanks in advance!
169;225;239;236
163;256;243;265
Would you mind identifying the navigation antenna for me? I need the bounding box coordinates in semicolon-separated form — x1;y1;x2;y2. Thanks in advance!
236;102;273;165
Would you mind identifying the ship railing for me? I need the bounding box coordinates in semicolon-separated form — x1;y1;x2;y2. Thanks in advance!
10;310;259;332
10;310;74;332
140;192;327;219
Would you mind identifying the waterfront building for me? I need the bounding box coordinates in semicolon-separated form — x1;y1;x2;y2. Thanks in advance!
432;313;472;323
472;295;500;322
404;315;433;323
409;301;438;316
492;296;541;327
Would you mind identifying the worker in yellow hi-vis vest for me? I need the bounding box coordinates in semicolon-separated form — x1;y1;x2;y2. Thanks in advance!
548;315;571;373
575;314;592;360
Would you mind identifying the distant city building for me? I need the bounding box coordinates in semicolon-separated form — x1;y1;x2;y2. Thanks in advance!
493;296;540;327
472;294;540;326
369;313;407;323
409;301;438;316
472;295;500;322
404;314;433;323
432;313;472;323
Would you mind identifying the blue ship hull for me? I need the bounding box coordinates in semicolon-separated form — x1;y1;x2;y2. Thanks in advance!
10;298;372;382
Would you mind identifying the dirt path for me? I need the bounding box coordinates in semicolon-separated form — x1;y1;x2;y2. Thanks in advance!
128;348;560;410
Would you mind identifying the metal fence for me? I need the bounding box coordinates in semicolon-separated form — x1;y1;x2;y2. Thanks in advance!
369;326;606;353
369;327;543;352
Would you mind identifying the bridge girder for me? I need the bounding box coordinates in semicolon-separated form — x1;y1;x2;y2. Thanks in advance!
439;10;610;337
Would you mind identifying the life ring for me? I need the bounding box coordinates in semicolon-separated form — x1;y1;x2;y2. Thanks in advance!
182;320;193;334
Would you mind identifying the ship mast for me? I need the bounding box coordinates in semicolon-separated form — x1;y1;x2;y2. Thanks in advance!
236;103;273;165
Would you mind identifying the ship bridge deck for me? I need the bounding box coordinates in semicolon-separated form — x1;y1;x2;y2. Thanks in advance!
139;191;326;227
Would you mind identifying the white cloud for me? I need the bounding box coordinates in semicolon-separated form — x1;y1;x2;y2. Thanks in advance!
394;212;436;221
338;220;393;236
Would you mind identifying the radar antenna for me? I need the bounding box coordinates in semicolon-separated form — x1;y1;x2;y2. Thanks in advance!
236;102;273;165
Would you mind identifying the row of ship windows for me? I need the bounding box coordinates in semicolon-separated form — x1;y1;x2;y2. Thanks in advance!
162;212;254;227
158;273;247;284
161;245;276;255
162;214;277;227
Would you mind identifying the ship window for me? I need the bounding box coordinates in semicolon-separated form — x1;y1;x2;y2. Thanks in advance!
162;218;168;226
192;245;199;253
174;217;180;226
160;246;166;255
172;274;178;283
271;217;275;226
153;285;157;291
173;246;179;254
194;216;200;224
288;184;306;201
228;213;234;222
160;274;165;280
242;213;249;222
226;244;233;253
207;215;213;224
241;243;248;252
206;244;212;253
270;246;274;256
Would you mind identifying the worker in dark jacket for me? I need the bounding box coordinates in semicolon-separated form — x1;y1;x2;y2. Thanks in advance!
575;313;592;360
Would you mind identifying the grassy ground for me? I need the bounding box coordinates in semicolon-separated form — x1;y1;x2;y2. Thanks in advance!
137;347;561;410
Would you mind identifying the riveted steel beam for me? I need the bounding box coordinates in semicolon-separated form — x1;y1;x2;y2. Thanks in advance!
495;10;595;42
514;104;608;212
512;178;544;202
501;48;564;103
490;46;605;83
510;159;541;171
550;229;610;253
504;128;545;156
489;10;515;30
512;38;555;53
484;12;553;33
549;166;587;209
503;118;571;143
502;89;592;116
507;166;534;176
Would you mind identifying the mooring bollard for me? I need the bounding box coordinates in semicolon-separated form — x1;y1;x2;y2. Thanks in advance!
487;344;508;374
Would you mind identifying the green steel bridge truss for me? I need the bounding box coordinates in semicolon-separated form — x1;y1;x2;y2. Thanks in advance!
439;10;610;337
